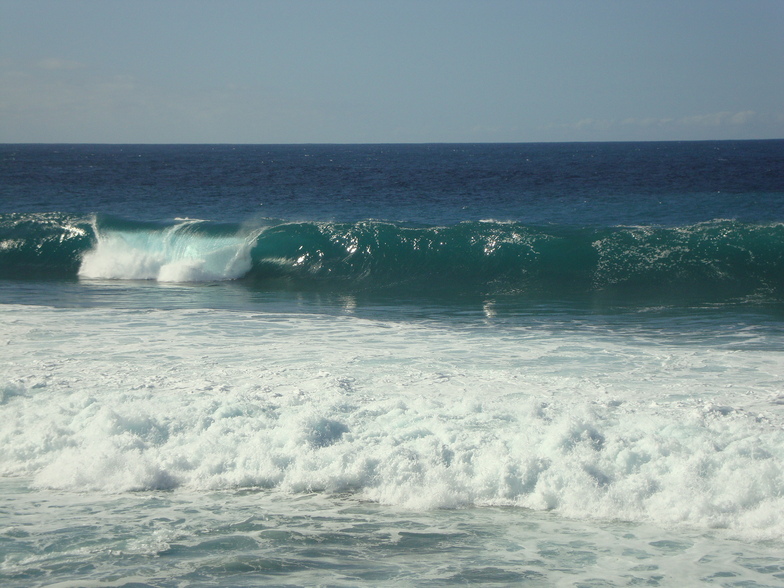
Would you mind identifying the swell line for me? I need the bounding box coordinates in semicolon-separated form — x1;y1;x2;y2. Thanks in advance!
2;212;784;302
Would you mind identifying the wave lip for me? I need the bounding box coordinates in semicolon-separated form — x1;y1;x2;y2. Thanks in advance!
78;219;259;282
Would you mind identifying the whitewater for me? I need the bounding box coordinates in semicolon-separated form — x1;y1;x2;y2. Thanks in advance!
2;141;784;586
4;296;784;585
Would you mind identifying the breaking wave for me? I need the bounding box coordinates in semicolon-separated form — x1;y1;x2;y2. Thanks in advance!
2;212;784;301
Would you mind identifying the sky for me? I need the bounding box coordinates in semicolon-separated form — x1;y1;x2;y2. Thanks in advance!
1;0;782;144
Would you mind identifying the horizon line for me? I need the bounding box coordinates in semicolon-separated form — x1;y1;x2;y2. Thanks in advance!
2;138;783;147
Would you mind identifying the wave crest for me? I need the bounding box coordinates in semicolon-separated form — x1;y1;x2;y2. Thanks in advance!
79;219;258;282
2;213;784;302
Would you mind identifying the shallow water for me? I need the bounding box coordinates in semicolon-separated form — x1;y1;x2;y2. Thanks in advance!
3;481;784;587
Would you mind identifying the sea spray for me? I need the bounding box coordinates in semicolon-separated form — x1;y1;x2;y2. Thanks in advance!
78;218;260;282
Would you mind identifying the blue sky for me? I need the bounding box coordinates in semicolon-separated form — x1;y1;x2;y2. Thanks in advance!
1;0;782;143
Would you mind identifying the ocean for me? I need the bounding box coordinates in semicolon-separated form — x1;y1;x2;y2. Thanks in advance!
1;141;783;587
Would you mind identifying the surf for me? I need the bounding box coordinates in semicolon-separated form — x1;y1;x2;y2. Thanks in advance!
78;217;260;282
3;303;783;542
2;212;784;303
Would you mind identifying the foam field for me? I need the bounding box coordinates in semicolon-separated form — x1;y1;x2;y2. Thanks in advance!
3;303;783;543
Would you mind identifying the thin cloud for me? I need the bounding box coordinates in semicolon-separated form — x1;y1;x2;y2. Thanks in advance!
0;61;347;143
560;111;762;132
729;111;756;125
535;109;783;141
36;58;86;71
677;111;756;127
574;118;613;131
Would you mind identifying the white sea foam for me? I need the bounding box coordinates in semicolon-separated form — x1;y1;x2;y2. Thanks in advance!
1;304;783;542
78;222;256;282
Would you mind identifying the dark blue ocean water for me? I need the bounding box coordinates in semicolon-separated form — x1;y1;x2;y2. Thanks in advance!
4;141;783;225
2;142;784;587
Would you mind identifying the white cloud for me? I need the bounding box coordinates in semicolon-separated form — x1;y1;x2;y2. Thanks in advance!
36;58;86;71
618;111;760;129
574;118;613;131
620;117;674;127
678;112;732;127
729;110;756;125
0;61;347;143
550;110;770;139
1;54;780;143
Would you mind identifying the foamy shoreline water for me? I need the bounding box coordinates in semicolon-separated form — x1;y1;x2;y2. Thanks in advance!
3;477;783;587
3;303;783;542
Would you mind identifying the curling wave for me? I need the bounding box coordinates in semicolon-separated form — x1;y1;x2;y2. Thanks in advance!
2;212;784;301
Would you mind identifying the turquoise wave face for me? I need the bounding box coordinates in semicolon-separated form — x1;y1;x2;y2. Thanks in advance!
246;220;784;302
2;212;784;303
0;212;95;278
